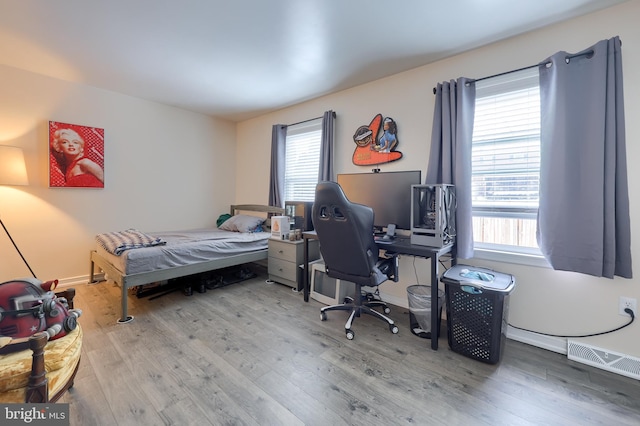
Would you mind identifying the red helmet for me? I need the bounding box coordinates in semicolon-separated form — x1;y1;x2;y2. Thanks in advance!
0;278;81;341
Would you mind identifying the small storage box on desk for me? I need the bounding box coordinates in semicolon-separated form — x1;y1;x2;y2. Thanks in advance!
441;264;515;364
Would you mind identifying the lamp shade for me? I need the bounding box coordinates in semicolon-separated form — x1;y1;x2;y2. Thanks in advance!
0;145;28;186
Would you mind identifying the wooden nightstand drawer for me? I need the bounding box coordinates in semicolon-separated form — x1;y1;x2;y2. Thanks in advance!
268;239;300;261
268;238;320;289
268;257;298;282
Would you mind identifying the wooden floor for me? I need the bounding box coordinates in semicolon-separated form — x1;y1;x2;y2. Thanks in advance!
61;267;640;426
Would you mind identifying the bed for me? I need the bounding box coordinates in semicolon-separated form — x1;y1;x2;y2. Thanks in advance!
89;204;285;323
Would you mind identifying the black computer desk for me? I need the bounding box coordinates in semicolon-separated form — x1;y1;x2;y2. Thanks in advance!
302;231;456;350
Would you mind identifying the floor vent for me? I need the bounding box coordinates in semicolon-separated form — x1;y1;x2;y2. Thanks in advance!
567;340;640;380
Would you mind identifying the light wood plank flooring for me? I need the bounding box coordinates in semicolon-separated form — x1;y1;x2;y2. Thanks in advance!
60;267;640;425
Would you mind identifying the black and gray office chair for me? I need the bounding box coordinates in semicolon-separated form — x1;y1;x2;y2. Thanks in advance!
312;181;399;340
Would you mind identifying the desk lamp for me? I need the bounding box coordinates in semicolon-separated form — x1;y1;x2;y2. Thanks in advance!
0;145;36;278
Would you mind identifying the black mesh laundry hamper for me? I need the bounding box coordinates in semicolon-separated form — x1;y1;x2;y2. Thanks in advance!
441;264;515;364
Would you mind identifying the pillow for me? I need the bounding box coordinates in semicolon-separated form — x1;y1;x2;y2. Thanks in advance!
218;214;265;233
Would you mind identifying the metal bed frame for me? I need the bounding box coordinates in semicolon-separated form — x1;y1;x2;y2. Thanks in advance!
89;204;284;323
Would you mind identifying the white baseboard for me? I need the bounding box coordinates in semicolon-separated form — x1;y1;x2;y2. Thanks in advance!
506;326;567;355
380;293;410;310
56;273;104;288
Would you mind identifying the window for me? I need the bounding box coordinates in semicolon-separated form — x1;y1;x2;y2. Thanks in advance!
471;68;541;254
284;118;322;202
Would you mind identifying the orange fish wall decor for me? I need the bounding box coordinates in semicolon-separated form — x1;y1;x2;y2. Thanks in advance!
352;114;402;166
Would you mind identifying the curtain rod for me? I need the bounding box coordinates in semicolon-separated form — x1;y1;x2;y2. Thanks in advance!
289;116;322;126
288;110;335;127
432;49;596;94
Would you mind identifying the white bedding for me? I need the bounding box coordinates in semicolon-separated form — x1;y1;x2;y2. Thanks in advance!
96;228;271;275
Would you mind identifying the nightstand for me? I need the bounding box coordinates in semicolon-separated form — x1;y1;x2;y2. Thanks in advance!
268;238;319;290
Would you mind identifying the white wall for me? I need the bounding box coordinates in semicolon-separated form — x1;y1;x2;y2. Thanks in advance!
236;1;640;357
0;66;237;283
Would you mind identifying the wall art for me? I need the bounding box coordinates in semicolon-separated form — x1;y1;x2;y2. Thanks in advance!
352;113;402;167
49;121;104;188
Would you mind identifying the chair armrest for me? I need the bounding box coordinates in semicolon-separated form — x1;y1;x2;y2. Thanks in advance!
376;253;399;282
55;288;76;310
0;336;31;355
0;332;50;402
26;332;49;403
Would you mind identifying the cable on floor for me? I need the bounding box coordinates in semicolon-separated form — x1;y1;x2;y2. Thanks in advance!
508;308;635;338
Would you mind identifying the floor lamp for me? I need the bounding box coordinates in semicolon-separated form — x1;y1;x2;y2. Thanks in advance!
0;145;37;278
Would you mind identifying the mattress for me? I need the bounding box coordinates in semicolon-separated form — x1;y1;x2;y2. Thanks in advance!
96;228;271;275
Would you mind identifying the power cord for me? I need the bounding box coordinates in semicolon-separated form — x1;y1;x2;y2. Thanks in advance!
412;257;634;338
410;254;453;285
509;308;635;338
438;255;453;271
412;256;420;284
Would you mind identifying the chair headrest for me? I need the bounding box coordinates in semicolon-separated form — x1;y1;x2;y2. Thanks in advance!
312;181;379;284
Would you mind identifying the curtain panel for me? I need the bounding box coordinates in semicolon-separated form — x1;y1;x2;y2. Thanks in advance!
319;110;336;182
269;110;335;207
537;36;632;278
268;124;287;208
427;78;476;259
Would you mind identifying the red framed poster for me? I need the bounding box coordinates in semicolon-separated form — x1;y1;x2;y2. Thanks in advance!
49;121;104;188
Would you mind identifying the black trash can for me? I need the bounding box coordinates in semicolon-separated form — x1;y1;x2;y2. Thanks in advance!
441;264;515;364
407;285;445;339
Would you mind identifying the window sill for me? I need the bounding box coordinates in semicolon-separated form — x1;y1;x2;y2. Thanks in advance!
472;247;551;268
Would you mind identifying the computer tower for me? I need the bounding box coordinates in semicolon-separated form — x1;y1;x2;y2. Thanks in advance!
284;201;314;231
410;184;455;247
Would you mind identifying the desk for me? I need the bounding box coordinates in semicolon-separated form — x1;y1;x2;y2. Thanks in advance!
302;231;456;350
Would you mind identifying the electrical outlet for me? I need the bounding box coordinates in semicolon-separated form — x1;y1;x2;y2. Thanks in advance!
619;296;637;316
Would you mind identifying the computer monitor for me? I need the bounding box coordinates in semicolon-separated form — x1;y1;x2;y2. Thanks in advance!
284;200;313;231
336;170;421;231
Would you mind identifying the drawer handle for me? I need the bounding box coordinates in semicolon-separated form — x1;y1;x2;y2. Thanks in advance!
278;250;284;254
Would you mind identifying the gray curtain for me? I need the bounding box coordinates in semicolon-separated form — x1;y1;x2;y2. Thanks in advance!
426;78;476;259
268;124;287;207
537;36;632;278
319;110;335;182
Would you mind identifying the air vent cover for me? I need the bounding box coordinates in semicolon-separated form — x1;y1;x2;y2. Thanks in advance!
567;340;640;380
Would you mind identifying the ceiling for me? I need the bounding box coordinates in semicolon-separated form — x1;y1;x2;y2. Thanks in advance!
0;0;628;122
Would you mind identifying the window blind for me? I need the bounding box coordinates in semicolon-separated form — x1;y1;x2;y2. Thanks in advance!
472;67;540;219
284;118;322;202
